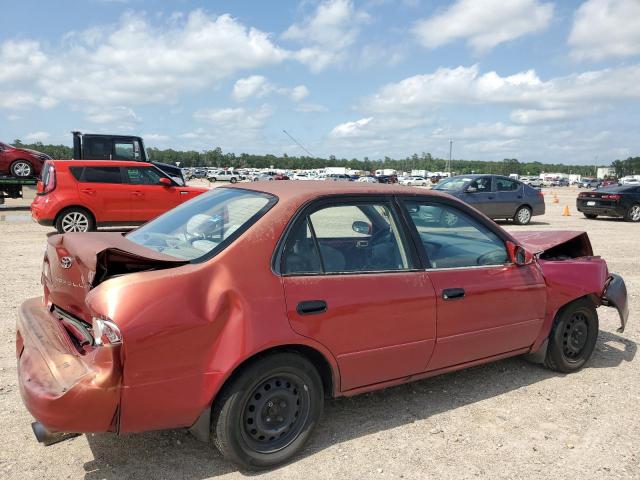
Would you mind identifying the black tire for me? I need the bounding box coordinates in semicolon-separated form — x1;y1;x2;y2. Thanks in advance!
210;177;217;182
230;177;237;184
10;160;33;177
212;353;323;470
55;207;96;233
623;204;640;222
544;299;598;373
513;206;532;225
583;213;598;219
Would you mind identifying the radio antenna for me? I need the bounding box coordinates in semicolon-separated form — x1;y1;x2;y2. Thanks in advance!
282;129;313;157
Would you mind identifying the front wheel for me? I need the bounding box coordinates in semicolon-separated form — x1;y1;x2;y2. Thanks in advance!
513;206;532;225
212;353;324;470
544;299;598;373
210;177;217;183
624;204;640;222
230;177;237;184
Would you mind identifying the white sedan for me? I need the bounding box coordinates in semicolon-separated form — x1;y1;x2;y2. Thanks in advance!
401;176;429;186
207;170;241;183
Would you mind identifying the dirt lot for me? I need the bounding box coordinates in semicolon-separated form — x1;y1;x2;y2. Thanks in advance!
0;185;638;479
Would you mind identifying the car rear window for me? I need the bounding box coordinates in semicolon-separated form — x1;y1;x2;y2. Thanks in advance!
70;166;123;183
126;188;277;261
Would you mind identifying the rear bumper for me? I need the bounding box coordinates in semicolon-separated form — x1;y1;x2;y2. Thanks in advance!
601;274;629;333
30;200;55;226
16;297;121;433
576;201;626;217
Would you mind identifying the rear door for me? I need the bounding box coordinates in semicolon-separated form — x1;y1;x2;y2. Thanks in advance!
69;166;131;222
280;197;437;392
123;165;185;221
400;198;547;370
493;177;524;218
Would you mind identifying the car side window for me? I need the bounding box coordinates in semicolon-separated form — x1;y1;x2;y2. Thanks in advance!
114;141;136;160
469;176;492;192
70;166;123;184
282;202;410;275
125;167;164;185
84;138;112;160
495;178;520;191
403;201;508;269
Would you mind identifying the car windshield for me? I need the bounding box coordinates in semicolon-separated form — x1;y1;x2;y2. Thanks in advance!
434;177;472;191
126;188;276;261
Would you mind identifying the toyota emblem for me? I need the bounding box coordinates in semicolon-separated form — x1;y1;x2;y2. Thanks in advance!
60;257;73;269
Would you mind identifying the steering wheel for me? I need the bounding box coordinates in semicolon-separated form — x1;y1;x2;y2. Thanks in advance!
477;249;507;266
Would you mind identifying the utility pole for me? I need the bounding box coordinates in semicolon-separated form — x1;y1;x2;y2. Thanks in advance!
448;139;453;175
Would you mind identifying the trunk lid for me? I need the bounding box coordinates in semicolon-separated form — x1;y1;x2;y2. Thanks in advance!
43;232;186;321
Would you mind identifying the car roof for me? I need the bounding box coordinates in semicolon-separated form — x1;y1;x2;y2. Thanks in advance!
222;180;451;204
49;159;155;168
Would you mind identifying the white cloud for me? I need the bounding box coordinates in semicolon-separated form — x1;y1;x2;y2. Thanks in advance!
412;0;553;53
194;104;273;130
569;0;640;61
0;11;289;111
283;0;370;72
24;131;50;142
330;117;374;138
231;75;309;102
84;106;139;124
364;64;640;123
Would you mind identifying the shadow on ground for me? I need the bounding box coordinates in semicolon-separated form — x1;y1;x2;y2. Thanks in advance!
82;330;635;480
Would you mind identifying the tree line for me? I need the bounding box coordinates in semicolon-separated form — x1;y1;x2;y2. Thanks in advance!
11;139;637;177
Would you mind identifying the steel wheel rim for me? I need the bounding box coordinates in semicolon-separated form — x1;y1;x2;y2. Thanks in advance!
13;162;31;177
562;312;589;360
518;208;531;223
631;206;640;221
61;212;89;232
241;374;310;454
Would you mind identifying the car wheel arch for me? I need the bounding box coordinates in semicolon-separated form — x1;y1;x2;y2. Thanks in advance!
54;205;97;226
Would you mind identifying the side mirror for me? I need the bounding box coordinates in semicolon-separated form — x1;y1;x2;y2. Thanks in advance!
507;241;534;265
352;221;372;235
159;177;172;186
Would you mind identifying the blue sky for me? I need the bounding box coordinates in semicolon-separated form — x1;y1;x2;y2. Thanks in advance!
1;0;639;164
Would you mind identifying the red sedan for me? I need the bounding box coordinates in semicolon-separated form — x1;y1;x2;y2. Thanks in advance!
17;182;628;469
0;141;50;177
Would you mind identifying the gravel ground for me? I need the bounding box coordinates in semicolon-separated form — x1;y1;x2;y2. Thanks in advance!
0;185;638;479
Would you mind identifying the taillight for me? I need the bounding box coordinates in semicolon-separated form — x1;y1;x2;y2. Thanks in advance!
601;194;621;201
42;163;56;194
578;192;588;197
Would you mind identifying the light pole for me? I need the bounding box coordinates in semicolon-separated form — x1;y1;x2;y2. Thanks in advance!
448;139;453;176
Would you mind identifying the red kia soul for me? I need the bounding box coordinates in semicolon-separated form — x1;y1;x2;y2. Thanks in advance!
31;160;208;233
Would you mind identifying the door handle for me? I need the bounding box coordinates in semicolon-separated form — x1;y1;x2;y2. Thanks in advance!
131;191;143;197
442;288;465;300
488;195;495;199
179;191;190;195
296;300;327;315
80;188;95;195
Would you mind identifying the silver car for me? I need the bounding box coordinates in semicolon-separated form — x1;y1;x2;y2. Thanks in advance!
434;174;545;225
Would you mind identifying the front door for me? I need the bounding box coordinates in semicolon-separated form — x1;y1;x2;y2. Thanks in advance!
461;176;499;217
123;166;182;221
400;199;547;371
280;199;437;392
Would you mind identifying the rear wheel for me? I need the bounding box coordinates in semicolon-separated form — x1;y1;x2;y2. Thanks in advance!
212;353;323;470
513;206;532;225
583;213;598;219
624;204;640;222
10;160;33;177
230;177;238;184
544;299;598;373
210;177;217;182
55;208;95;233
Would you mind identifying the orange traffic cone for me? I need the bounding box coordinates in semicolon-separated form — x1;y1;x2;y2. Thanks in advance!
562;205;570;216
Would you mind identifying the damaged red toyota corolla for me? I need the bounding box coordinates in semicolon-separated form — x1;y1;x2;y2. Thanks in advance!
16;182;629;469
